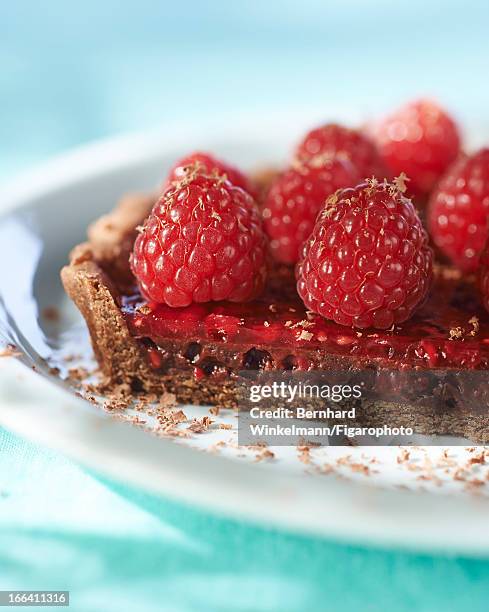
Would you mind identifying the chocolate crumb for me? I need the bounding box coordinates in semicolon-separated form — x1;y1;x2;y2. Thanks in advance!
0;344;21;358
67;366;90;382
469;315;480;336
42;306;60;321
391;172;409;194
254;449;275;462
397;449;410;464
296;329;313;341
467;478;485;488
188;416;213;433
137;304;152;315
449;327;464;340
297;446;311;464
467;452;486;466
290;319;314;329
453;468;468;482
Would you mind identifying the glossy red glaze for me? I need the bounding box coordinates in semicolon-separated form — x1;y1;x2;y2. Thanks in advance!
122;266;489;370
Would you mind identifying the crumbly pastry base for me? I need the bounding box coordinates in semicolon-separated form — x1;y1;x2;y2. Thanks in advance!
61;193;489;442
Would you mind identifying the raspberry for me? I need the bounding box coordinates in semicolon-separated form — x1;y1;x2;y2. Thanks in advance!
131;172;268;307
295;123;386;179
479;241;489;313
428;149;489;272
372;99;461;196
262;157;360;264
165;151;253;195
296;176;433;329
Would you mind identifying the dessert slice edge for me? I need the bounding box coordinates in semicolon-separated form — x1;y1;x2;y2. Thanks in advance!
61;242;153;389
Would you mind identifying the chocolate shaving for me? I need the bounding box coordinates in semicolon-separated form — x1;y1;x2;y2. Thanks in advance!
0;344;21;358
187;416;213;433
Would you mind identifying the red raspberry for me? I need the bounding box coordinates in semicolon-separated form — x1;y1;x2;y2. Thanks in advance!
131;172;268;307
428;149;489;272
479;240;489;313
165;151;253;195
296;176;433;329
295;123;386;179
262;157;360;264
372;99;461;196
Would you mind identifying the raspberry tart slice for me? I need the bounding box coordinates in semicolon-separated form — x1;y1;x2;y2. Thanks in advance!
62;165;489;442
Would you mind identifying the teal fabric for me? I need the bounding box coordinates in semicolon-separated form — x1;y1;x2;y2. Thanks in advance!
3;1;489;177
1;427;489;612
3;2;489;609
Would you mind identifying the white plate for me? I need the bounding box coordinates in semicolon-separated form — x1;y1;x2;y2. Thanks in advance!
2;112;489;557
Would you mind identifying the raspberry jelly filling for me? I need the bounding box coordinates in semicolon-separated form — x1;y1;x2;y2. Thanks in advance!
121;267;489;378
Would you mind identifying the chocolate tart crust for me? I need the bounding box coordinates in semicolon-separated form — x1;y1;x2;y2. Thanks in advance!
61;243;152;387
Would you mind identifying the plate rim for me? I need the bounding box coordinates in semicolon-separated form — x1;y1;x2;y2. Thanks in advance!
2;121;489;557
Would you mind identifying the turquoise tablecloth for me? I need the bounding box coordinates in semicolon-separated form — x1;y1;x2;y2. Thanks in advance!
3;1;489;609
1;427;489;611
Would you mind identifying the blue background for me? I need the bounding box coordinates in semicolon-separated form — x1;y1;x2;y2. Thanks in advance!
2;0;489;180
2;1;489;610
